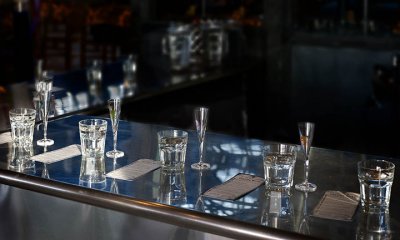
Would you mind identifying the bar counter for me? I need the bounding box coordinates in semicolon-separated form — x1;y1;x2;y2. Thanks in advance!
0;115;398;240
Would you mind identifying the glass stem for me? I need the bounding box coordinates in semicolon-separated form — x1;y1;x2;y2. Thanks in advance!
43;119;48;140
113;130;118;151
304;158;309;184
199;140;204;164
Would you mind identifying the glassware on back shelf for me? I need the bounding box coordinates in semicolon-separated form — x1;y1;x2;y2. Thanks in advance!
122;54;137;96
86;60;103;104
162;23;192;72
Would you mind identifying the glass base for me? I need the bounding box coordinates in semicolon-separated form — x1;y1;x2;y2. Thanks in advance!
295;182;317;192
106;150;124;158
37;138;54;146
191;162;210;170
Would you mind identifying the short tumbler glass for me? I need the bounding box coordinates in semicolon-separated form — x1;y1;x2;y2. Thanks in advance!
9;108;36;171
263;143;297;192
358;159;395;212
158;130;188;172
9;108;36;147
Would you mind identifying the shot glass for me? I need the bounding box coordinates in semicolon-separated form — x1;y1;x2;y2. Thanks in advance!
263;143;297;192
358;159;395;212
9;108;36;171
79;119;107;185
157;130;188;172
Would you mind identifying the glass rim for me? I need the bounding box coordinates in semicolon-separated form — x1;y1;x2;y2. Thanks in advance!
79;119;107;126
358;159;395;171
157;129;188;136
298;121;315;126
108;98;121;103
264;143;298;149
9;108;36;115
195;106;209;111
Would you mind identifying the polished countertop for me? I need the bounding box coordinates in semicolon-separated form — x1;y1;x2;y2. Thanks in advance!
0;115;398;240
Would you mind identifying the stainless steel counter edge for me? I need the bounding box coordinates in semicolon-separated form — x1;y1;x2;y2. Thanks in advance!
0;169;320;240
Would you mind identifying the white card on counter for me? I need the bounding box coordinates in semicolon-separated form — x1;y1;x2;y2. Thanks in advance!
312;191;360;221
31;144;81;164
203;173;265;200
0;132;12;145
106;159;161;181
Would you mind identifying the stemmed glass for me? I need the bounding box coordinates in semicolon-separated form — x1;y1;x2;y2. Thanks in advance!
191;107;210;170
106;98;124;158
295;122;317;192
37;72;54;146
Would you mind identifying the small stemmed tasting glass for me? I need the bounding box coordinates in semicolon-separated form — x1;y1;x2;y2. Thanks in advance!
37;72;54;146
191;107;210;170
295;122;317;192
106;98;124;158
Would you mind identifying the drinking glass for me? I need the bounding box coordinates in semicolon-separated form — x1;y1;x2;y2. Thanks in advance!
191;107;210;170
295;122;316;192
358;159;395;212
37;73;54;146
106;98;124;158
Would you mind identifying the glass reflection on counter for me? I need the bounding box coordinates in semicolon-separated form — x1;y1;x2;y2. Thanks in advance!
297;192;310;235
41;146;50;179
79;155;107;190
261;191;294;230
110;157;119;194
357;210;393;239
9;143;35;174
159;170;187;206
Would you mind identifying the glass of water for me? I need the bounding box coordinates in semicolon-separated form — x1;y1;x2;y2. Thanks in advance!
79;119;107;185
358;159;395;212
263;143;297;192
158;129;188;172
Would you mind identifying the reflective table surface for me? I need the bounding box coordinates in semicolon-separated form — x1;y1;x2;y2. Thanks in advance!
0;115;399;240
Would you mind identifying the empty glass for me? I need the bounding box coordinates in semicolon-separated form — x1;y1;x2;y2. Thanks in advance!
37;73;54;146
191;107;210;170
295;122;316;192
106;98;124;158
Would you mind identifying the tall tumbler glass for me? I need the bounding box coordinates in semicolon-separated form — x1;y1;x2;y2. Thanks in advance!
79;119;107;187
